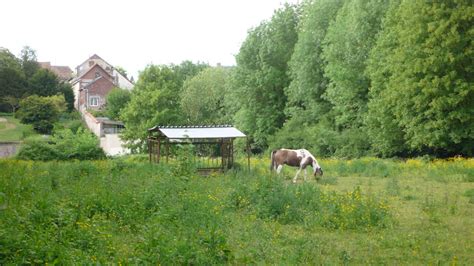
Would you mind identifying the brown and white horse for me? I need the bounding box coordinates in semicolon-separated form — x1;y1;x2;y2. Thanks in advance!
270;148;323;183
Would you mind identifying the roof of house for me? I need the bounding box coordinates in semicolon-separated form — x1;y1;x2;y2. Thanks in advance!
148;125;246;139
38;62;73;81
74;54;135;85
71;63;114;85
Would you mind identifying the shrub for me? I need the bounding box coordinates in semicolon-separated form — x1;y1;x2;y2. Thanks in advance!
15;95;67;134
17;128;105;160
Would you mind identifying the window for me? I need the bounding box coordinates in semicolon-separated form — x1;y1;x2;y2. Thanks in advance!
89;96;100;106
95;71;101;78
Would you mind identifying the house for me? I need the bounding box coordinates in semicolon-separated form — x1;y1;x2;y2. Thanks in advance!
71;54;134;111
38;62;73;82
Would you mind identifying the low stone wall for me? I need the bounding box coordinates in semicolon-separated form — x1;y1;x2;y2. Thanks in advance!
0;142;21;158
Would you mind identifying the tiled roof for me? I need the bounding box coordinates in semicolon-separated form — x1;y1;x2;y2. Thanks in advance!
38;62;73;81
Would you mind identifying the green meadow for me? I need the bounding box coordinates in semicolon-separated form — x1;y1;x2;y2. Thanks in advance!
0;115;36;142
0;157;473;264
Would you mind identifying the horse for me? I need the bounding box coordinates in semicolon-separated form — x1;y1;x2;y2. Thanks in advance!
270;148;323;183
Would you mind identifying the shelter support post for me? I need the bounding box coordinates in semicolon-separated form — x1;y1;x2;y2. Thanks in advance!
247;137;250;171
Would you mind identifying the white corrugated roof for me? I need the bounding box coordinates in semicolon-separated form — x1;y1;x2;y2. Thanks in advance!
150;126;246;139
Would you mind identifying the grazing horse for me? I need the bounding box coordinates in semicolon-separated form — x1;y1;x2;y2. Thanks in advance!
270;148;323;183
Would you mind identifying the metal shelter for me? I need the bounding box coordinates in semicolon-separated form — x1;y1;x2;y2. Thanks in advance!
147;125;249;172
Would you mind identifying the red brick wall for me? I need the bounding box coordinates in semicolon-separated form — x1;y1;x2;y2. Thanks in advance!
90;78;115;107
78;65;116;109
82;64;114;82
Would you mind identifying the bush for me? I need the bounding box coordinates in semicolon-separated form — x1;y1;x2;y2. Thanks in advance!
15;95;67;134
17;128;105;160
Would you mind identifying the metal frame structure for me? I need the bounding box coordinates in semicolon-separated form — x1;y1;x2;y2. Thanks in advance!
147;125;250;173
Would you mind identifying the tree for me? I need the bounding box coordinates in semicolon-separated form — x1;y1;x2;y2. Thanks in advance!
58;82;75;112
16;95;67;134
19;46;39;78
322;0;390;129
232;4;299;151
0;48;27;112
285;0;344;120
2;96;20;113
105;87;131;120
366;0;474;156
180;67;231;125
28;68;61;96
121;62;207;149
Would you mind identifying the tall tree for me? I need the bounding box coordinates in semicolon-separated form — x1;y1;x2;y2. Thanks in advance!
285;0;344;120
180;67;231;125
366;0;474;156
19;46;39;78
0;48;27;112
28;68;60;96
233;4;299;151
105;87;131;120
121;62;207;149
322;0;390;129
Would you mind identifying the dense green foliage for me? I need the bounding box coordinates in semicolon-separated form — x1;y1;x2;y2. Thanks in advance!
366;0;474;157
113;0;472;158
0;46;74;117
180;67;231;125
15;95;67;134
120;62;208;149
16;128;105;160
105;87;131;120
232;4;298;151
0;158;473;264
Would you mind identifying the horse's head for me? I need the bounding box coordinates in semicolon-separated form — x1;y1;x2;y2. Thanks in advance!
314;167;323;177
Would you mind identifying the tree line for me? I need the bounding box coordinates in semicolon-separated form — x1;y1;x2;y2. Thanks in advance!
2;0;471;157
119;0;472;158
0;46;75;133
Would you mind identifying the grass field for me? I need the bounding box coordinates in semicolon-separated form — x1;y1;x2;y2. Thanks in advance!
0;115;35;142
0;157;473;264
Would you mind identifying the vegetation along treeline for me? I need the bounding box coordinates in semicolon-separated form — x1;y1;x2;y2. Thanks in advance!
117;0;472;158
0;46;75;134
1;0;472;158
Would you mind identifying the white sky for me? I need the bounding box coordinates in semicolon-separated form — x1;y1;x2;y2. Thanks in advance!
1;0;299;80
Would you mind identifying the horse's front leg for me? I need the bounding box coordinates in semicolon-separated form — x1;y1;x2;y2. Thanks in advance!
304;168;308;181
293;167;302;183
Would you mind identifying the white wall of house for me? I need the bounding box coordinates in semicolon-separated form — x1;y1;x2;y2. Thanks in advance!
114;71;134;90
100;134;130;156
72;82;81;109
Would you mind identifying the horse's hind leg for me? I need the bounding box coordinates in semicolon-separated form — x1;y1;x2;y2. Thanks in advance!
276;164;283;174
293;168;302;183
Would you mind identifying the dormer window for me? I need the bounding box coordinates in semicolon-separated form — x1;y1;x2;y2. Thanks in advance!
89;61;94;66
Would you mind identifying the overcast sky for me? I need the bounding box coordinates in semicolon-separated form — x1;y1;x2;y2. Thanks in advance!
1;0;299;79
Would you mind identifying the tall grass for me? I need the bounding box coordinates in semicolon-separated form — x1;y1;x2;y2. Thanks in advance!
0;157;473;264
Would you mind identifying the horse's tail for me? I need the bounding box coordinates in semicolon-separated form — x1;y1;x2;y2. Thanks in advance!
270;150;277;171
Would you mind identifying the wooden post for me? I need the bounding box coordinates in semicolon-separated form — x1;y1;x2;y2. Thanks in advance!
148;138;152;163
246;137;251;171
157;138;161;163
